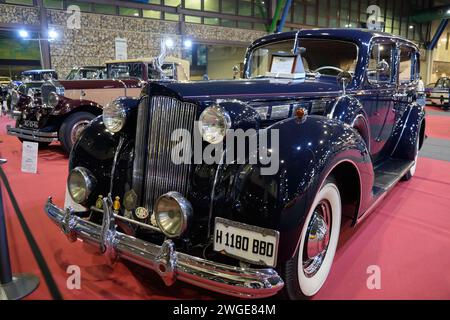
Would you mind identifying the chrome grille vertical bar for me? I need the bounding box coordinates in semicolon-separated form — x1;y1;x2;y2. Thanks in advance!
142;96;197;212
132;96;150;204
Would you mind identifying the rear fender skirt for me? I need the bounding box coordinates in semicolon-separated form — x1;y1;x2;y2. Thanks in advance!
211;115;373;263
390;103;425;161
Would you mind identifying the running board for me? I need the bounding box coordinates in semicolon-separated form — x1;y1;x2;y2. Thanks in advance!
373;159;414;196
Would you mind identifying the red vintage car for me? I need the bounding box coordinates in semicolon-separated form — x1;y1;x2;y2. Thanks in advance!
7;56;190;153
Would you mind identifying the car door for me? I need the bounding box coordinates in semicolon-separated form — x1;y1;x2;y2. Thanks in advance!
363;40;397;163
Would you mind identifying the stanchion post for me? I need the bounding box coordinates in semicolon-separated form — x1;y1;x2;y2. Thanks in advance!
0;159;40;300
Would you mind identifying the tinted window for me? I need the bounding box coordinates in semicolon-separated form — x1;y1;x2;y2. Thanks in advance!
399;46;414;84
367;43;395;84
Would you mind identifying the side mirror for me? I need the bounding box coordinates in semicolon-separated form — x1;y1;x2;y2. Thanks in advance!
376;59;390;74
337;71;352;95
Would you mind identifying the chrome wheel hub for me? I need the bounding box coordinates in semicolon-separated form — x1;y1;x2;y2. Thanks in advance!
303;200;331;278
71;120;90;144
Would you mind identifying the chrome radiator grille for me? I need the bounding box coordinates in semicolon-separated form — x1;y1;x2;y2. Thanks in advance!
134;95;197;211
40;82;56;106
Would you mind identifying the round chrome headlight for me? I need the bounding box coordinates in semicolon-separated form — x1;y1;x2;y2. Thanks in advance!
198;106;231;144
48;92;60;108
103;100;126;133
10;90;20;107
68;167;96;204
154;192;192;238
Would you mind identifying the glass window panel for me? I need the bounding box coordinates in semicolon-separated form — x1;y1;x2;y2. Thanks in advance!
399;46;413;84
306;4;316;25
185;15;202;23
238;21;252;29
329;18;337;27
293;4;304;24
165;0;181;6
185;0;201;10
239;0;252;16
318;16;327;27
165;13;180;21
119;7;139;17
254;23;267;31
222;0;237;14
43;0;63;9
5;0;33;5
204;0;219;12
222;19;237;28
94;4;115;14
255;0;268;18
204;17;220;25
143;10;161;19
67;1;91;12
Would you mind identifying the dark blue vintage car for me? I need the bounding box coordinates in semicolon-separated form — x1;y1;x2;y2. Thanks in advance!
45;29;425;299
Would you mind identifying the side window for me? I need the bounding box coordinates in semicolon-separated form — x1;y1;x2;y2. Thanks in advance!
399;46;414;84
367;43;395;85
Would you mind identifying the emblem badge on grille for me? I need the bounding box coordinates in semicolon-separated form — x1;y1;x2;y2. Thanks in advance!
135;207;149;220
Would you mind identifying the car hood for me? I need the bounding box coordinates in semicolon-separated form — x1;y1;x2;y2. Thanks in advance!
160;77;343;102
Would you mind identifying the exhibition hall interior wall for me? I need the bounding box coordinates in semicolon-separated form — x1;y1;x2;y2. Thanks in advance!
0;3;265;78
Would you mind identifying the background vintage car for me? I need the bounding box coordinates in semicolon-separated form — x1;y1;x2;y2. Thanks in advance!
46;29;425;299
426;77;450;110
7;56;190;153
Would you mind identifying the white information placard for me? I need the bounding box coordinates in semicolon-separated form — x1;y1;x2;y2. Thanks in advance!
21;141;38;174
270;56;296;74
115;38;128;60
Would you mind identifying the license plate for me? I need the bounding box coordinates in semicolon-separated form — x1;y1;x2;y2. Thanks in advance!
22;120;39;129
213;217;279;267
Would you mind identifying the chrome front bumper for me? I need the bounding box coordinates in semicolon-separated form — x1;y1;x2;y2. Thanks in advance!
7;125;58;143
44;197;284;299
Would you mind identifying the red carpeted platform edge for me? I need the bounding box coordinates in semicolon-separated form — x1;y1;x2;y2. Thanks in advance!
1;115;450;300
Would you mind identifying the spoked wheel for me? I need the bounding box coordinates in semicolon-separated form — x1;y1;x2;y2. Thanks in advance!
59;112;95;154
281;177;342;299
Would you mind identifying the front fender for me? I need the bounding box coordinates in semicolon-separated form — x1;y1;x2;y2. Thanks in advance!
68;97;140;206
212;115;372;263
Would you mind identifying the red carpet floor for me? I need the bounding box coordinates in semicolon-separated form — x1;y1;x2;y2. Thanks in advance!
1;115;450;300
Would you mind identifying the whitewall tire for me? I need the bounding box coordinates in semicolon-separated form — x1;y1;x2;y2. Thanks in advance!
281;178;342;299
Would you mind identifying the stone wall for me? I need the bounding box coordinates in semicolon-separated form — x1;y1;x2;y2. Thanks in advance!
47;10;266;77
0;4;40;25
0;4;266;78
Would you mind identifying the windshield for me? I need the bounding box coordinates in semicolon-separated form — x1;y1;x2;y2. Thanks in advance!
22;71;57;81
436;78;450;88
248;38;358;78
66;69;104;80
107;63;143;79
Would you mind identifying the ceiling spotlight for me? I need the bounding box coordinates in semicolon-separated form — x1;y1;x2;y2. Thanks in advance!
165;38;174;49
18;30;29;38
184;39;192;49
48;30;58;40
409;25;414;29
447;9;450;14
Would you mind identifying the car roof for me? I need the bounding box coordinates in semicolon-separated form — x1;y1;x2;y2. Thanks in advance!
252;28;418;49
22;69;56;74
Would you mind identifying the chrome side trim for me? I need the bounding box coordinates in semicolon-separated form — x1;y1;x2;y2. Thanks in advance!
45;198;284;298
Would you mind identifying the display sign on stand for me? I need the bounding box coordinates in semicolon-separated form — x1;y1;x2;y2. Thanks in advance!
21;141;38;174
115;38;128;60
